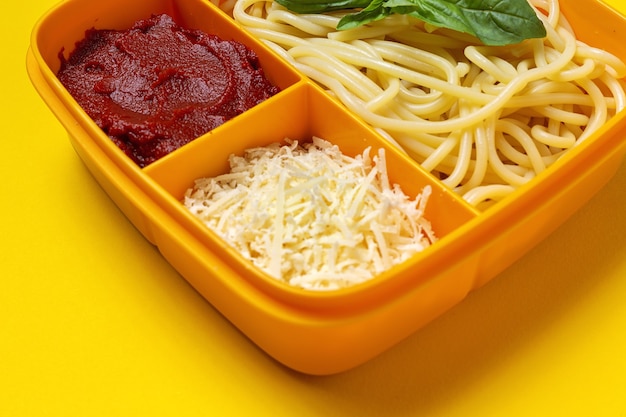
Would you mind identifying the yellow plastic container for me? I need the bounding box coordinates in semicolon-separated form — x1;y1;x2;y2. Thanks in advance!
27;0;626;375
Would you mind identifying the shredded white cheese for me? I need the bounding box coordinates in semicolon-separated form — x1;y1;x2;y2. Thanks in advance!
183;137;436;290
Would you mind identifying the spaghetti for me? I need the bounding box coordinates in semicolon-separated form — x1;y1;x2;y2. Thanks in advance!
229;0;626;208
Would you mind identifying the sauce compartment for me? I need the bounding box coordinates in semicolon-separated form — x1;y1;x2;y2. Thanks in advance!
30;0;303;173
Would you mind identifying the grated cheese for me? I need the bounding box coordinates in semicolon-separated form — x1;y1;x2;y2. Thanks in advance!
183;137;437;290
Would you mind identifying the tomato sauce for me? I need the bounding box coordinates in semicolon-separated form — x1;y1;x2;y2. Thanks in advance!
57;14;280;167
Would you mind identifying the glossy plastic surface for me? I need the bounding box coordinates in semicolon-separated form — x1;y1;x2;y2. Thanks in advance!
27;0;626;374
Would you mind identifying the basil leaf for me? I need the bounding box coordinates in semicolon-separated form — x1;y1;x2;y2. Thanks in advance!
383;0;547;45
343;0;476;34
278;0;546;46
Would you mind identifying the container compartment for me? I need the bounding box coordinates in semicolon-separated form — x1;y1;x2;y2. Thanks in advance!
145;82;479;294
30;0;303;174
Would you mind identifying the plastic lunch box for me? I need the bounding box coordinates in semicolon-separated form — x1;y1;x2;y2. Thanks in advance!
27;0;626;375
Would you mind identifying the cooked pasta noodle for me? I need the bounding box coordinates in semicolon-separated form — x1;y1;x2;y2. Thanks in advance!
230;0;626;208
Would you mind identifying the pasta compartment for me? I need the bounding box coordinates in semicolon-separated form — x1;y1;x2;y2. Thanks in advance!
230;0;626;209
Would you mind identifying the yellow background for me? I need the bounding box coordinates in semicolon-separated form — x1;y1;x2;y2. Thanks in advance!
3;0;626;415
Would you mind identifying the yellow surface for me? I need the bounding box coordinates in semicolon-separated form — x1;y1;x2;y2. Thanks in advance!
3;0;626;415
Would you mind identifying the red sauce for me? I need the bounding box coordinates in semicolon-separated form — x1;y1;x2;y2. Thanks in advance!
57;14;280;167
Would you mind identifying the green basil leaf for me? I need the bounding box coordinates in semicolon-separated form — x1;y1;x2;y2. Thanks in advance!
278;0;546;45
382;0;546;45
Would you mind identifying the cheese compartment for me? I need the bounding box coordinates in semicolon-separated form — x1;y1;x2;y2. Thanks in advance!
143;82;479;292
